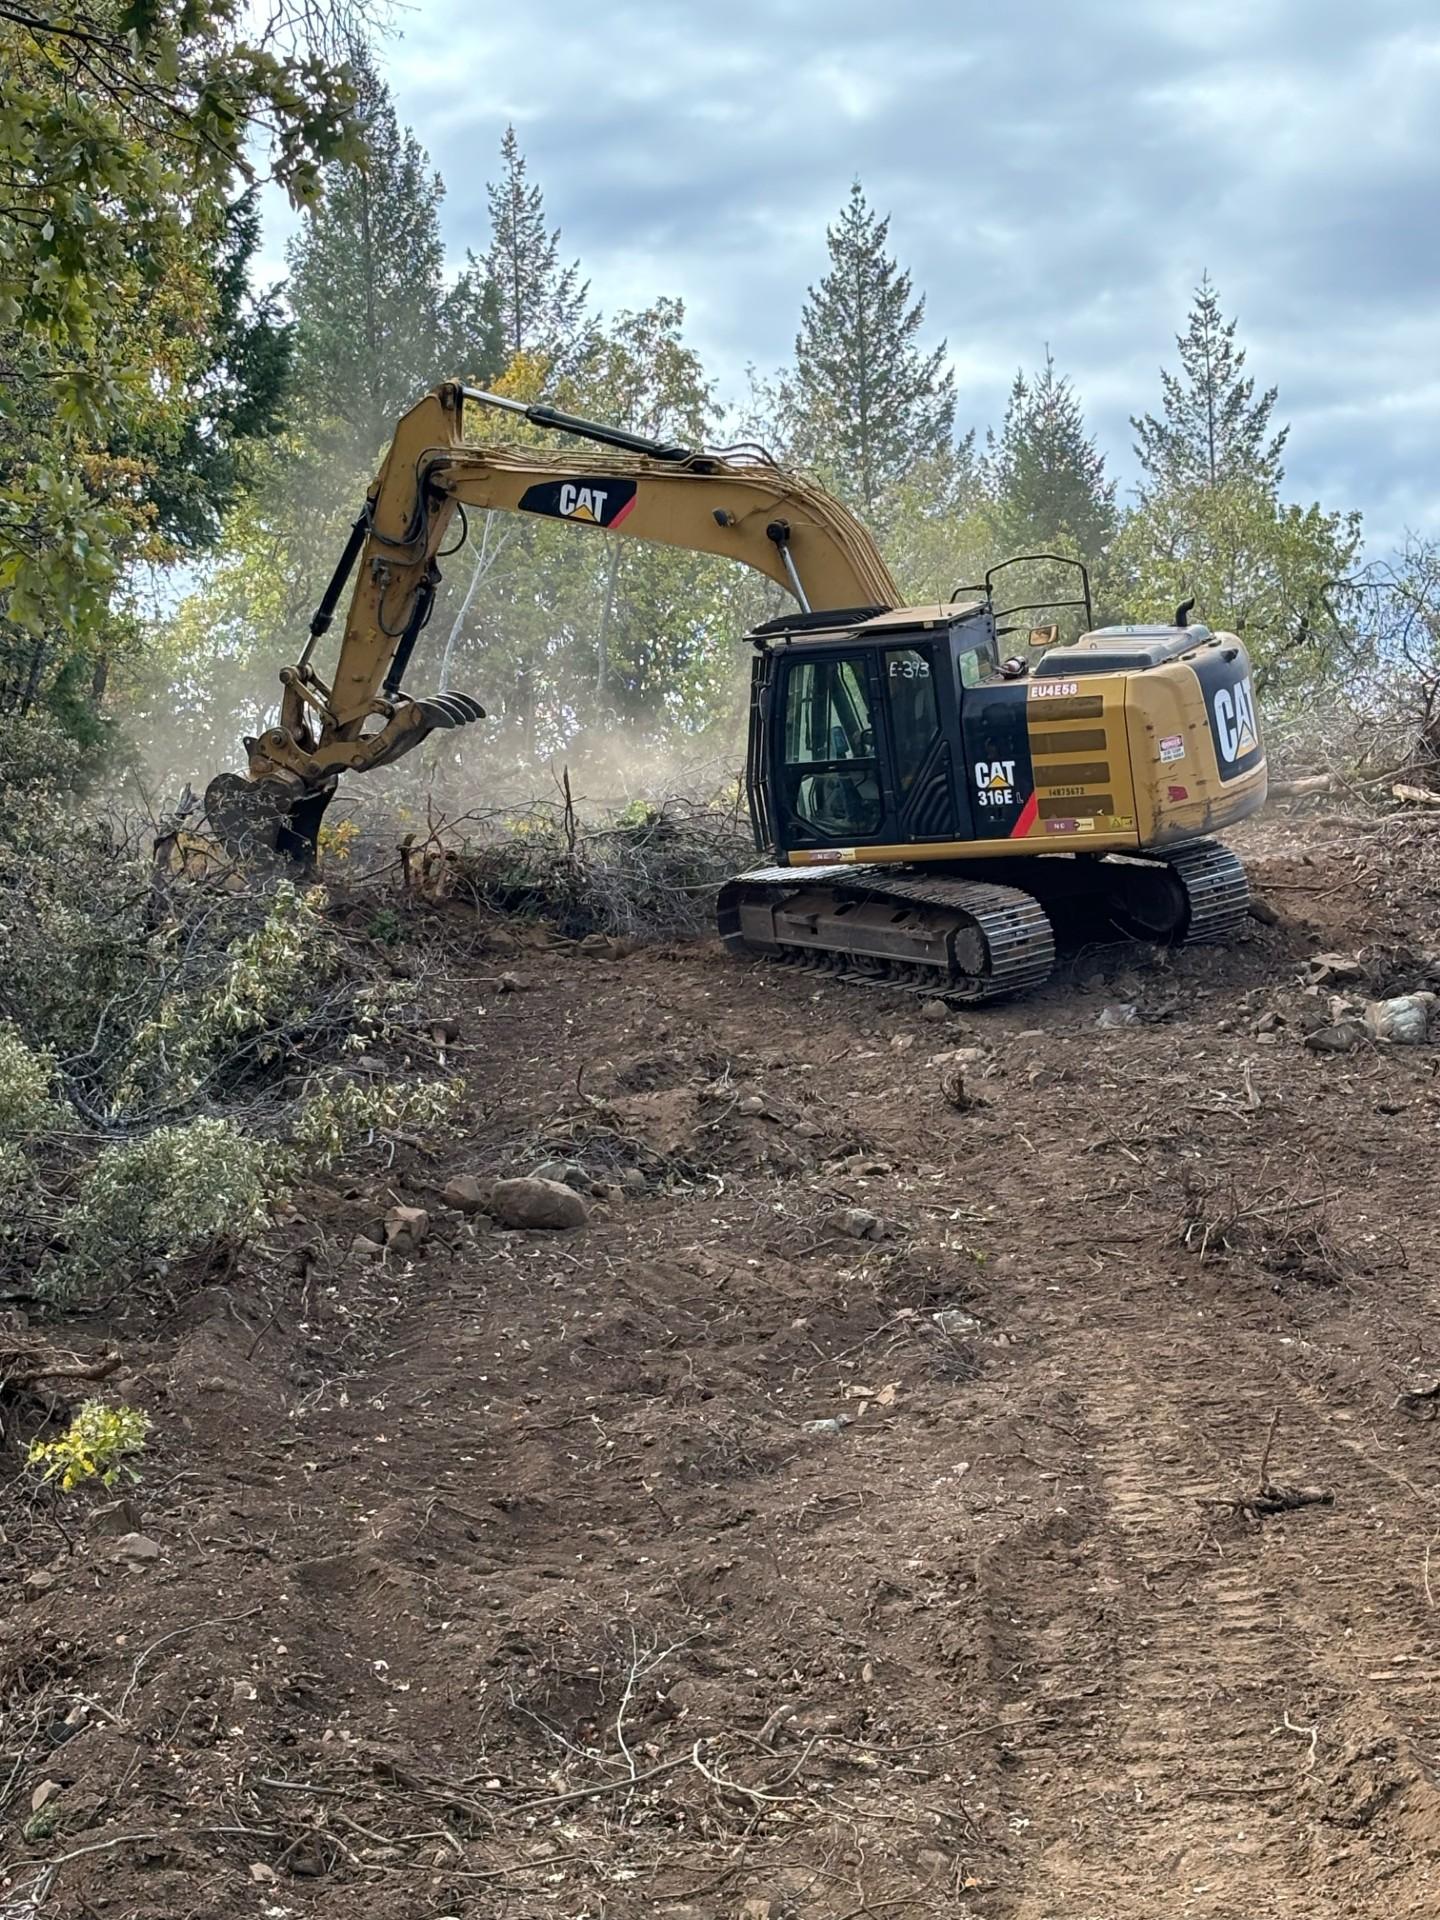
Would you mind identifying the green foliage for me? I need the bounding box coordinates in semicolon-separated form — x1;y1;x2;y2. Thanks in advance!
982;351;1117;572
0;0;370;712
1112;476;1362;694
0;1024;56;1144
485;124;593;369
27;1399;151;1493
49;1116;273;1293
118;881;339;1111
290;1075;462;1171
786;182;959;516
1132;274;1288;494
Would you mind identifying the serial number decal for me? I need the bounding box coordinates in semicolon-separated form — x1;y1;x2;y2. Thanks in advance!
1029;680;1080;699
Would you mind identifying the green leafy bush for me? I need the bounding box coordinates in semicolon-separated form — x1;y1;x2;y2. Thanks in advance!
47;1117;273;1296
27;1400;151;1493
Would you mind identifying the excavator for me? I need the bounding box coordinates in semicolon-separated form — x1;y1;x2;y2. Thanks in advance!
201;380;1267;1003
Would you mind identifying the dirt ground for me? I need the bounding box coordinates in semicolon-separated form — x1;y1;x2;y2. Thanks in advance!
8;809;1440;1919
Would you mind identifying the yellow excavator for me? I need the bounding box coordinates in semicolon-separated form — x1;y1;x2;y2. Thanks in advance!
203;380;1267;1002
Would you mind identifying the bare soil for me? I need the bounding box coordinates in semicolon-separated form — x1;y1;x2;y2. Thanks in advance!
7;811;1440;1918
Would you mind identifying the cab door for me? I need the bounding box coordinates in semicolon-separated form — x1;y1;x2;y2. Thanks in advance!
879;643;963;841
774;651;888;851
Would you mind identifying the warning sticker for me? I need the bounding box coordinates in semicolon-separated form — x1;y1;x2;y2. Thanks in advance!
1159;733;1186;764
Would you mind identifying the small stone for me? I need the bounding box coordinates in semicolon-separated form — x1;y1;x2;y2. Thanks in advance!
383;1205;430;1256
441;1174;491;1214
1097;1004;1141;1029
24;1570;57;1599
489;1176;590;1232
248;1863;276;1884
1256;1010;1281;1034
30;1780;62;1813
112;1532;161;1564
496;971;526;993
349;1232;385;1260
802;1416;851;1437
737;1095;766;1116
531;1159;593;1192
920;1000;950;1023
620;1166;647;1191
90;1497;143;1537
1304;1022;1365;1054
833;1206;890;1242
933;1308;983;1336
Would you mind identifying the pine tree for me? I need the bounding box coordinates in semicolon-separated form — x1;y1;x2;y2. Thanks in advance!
485;126;591;369
1132;274;1288;493
984;350;1117;567
788;181;956;515
286;51;503;451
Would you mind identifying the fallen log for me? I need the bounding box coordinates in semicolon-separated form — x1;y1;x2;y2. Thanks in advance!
1;1343;123;1391
1269;774;1336;799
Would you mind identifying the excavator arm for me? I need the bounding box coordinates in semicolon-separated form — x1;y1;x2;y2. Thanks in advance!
205;380;898;860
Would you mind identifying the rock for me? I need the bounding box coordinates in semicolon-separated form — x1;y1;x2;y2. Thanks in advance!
248;1863;276;1885
1365;992;1435;1045
937;1058;988;1110
531;1159;594;1192
1304;1022;1366;1054
112;1532;161;1564
802;1416;851;1436
24;1569;57;1599
30;1780;62;1814
833;1207;891;1242
496;971;527;993
620;1166;648;1192
489;1176;590;1231
1255;1010;1281;1034
737;1095;766;1116
349;1233;385;1261
383;1205;430;1256
441;1174;491;1214
933;1308;983;1336
891;1033;916;1053
1097;1004;1141;1029
919;999;950;1023
1306;952;1368;985
90;1497;143;1537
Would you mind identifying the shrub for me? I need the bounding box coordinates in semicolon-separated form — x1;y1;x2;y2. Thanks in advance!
27;1399;151;1493
290;1075;464;1172
47;1116;273;1295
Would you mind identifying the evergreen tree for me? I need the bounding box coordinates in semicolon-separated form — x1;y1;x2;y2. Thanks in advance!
286;50;503;451
130;193;294;555
485;126;591;369
1132;274;1288;493
788;181;956;515
984;350;1117;568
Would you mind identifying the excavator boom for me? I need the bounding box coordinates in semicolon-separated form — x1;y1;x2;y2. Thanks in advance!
205;380;897;860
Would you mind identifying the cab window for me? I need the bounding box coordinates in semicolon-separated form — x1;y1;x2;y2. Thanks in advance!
782;656;881;838
884;648;940;789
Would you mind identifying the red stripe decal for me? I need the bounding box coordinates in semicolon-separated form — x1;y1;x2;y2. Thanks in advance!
608;495;637;527
1009;791;1039;838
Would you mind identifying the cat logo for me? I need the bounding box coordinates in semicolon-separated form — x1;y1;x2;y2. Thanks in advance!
974;758;1017;809
558;482;609;523
516;477;638;528
1211;675;1259;765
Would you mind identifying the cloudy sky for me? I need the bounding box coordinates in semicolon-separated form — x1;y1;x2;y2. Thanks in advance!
266;0;1440;552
